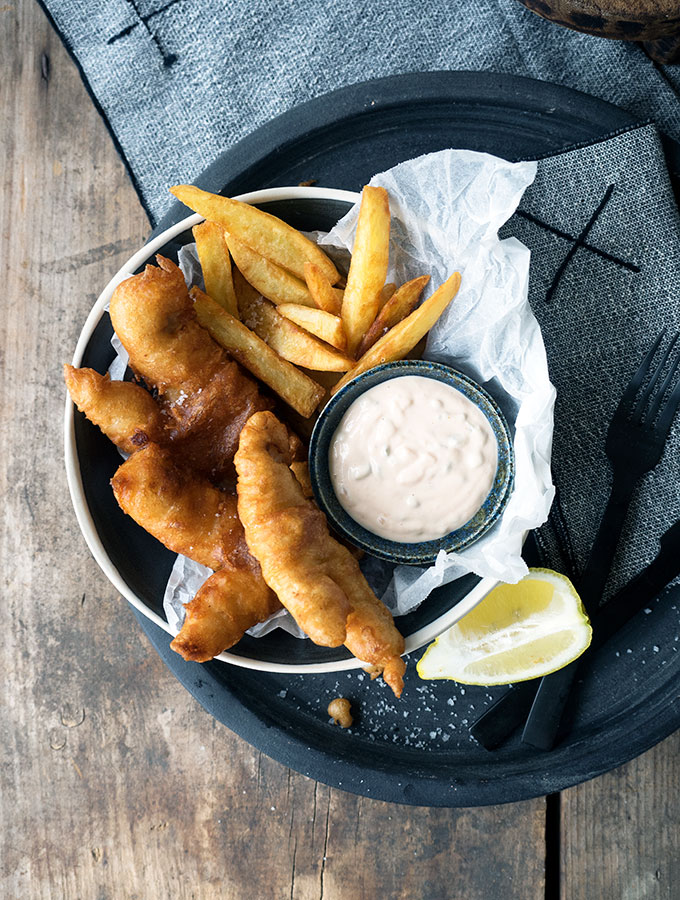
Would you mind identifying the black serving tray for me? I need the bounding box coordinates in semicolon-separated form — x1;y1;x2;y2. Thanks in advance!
128;71;680;806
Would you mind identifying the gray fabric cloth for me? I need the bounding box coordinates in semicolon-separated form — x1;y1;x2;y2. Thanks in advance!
42;0;680;224
502;122;680;596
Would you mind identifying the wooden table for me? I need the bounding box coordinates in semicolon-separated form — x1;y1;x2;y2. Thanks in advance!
2;5;679;897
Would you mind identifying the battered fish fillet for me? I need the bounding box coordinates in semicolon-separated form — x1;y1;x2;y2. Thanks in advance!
108;255;271;482
111;443;281;658
170;564;280;662
235;412;406;694
111;443;244;569
64;364;165;454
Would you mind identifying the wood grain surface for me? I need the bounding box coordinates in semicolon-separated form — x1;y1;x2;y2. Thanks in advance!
1;3;677;898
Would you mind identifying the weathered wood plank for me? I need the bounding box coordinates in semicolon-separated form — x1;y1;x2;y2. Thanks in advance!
0;4;551;899
561;730;680;900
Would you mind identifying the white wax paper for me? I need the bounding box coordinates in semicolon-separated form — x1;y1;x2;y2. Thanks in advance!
155;149;555;638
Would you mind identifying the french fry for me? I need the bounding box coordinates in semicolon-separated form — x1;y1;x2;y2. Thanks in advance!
341;186;390;357
356;275;430;357
331;272;461;395
278;303;348;352
170;185;340;284
304;262;342;315
192;221;239;318
191;287;324;417
239;293;354;372
232;264;261;308
226;233;315;307
378;283;396;311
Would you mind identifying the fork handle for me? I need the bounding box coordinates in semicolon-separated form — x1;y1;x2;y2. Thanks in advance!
520;473;636;749
577;473;636;614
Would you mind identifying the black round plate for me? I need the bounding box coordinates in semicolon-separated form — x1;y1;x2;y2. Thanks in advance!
122;71;680;806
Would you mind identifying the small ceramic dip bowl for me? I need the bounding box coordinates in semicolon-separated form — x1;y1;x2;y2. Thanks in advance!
309;359;514;565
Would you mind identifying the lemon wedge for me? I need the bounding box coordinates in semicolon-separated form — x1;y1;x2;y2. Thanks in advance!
417;568;592;686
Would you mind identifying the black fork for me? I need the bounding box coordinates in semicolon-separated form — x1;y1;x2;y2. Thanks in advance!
521;330;680;750
469;331;680;751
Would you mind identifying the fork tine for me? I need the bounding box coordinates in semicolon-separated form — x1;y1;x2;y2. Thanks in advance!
647;332;680;424
632;331;678;423
655;363;680;436
616;331;665;417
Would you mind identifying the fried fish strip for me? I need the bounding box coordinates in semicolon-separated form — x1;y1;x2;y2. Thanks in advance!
170;564;280;662
108;256;270;481
111;443;244;569
64;364;165;453
235;412;406;693
111;443;281;657
235;412;349;647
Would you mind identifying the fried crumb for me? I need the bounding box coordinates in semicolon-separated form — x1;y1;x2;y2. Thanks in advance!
328;697;353;728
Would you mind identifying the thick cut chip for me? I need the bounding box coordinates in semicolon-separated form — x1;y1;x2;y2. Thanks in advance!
192;221;239;317
191;287;325;417
170;185;340;284
341;186;390;357
278;303;348;352
331;272;461;395
239;293;353;372
232;265;260;308
356;275;430;357
377;282;396;311
226;233;315;307
304;262;342;315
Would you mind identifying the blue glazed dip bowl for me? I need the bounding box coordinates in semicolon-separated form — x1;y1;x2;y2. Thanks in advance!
309;359;514;566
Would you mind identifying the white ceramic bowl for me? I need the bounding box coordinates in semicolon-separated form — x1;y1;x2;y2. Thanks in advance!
64;185;498;674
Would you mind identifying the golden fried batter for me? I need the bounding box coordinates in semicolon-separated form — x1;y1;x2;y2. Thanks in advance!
111;443;281;657
64;364;164;454
235;412;406;694
235;413;349;647
332;559;406;698
170;564;280;662
111;443;243;569
108;256;271;481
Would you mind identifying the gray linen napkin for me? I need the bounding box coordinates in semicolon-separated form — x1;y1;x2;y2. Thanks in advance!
39;0;680;225
502;122;680;597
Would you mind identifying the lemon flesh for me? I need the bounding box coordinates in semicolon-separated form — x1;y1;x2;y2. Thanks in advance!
417;568;592;686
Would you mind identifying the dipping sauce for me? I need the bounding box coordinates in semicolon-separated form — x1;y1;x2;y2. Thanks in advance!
329;375;498;543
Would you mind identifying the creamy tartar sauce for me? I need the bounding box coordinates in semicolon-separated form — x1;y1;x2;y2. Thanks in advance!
329;375;498;543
